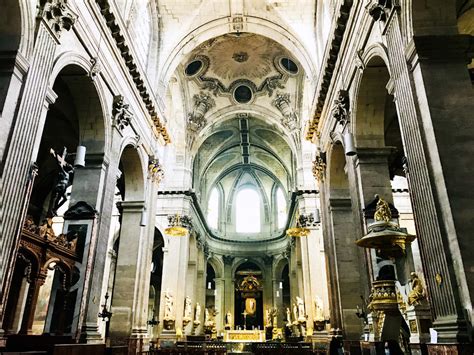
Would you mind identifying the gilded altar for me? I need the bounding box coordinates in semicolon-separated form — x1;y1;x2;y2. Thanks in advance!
223;330;265;342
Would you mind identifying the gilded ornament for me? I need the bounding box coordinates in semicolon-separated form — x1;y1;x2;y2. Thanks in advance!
312;155;326;182
408;272;426;306
374;195;391;223
435;273;443;286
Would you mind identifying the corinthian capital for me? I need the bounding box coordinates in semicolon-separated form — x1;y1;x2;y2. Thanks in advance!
41;0;77;37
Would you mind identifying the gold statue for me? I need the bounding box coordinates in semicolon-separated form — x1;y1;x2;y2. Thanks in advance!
374;195;391;223
408;272;426;306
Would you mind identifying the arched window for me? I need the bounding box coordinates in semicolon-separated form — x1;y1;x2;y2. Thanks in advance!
207;187;219;229
236;188;261;233
276;188;287;229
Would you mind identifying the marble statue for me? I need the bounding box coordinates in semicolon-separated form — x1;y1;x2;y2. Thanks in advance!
286;307;292;325
296;296;305;320
164;289;174;319
292;303;298;323
194;303;201;324
225;310;232;326
265;309;272;327
184;296;192;319
204;308;210;325
314;297;324;321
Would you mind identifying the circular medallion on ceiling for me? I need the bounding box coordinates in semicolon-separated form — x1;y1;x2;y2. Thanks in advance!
279;57;299;75
185;59;204;76
233;85;253;104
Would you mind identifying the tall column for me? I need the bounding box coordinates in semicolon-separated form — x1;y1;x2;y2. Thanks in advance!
223;262;233;329
325;197;365;340
272;278;283;327
214;278;225;333
0;5;76;331
382;9;471;340
109;200;146;346
79;160;119;343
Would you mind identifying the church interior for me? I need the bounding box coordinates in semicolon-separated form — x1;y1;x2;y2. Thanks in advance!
0;1;473;354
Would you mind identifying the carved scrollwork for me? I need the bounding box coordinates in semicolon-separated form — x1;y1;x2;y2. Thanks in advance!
148;157;164;183
366;0;393;21
112;95;133;131
312;155;326;182
332;90;350;126
187;92;215;132
272;92;298;131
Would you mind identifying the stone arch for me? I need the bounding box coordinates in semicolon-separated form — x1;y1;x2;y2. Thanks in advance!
327;143;350;198
192;105;299;157
352;55;391;149
207;256;223;279
231;258;265;276
118;145;146;202
273;256;289;280
158;16;316;92
49;53;110;153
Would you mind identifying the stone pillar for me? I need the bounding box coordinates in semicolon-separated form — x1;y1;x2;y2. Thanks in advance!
0;6;75;331
325;197;365;340
272;278;283;327
214;278;225;333
79;161;119;343
109;200;146;346
382;9;471;340
223;262;233;330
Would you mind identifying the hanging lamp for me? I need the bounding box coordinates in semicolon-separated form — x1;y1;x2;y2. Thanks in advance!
164;213;188;237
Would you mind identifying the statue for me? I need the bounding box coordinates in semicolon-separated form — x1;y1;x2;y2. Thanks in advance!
408;272;426;306
296;296;305;321
286;307;292;326
292;303;298;323
314;297;324;321
374;195;391;223
164;290;174;319
194;303;201;325
49;148;74;216
225;310;232;327
204;308;210;325
265;309;272;327
184;296;192;320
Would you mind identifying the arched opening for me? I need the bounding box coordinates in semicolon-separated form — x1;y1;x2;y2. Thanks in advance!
4;64;105;337
205;262;216;313
234;261;263;330
276;187;287;229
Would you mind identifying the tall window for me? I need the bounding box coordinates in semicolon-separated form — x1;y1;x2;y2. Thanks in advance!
207;187;219;229
236;188;261;233
276;188;287;229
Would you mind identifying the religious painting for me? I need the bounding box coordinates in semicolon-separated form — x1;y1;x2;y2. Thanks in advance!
245;297;257;316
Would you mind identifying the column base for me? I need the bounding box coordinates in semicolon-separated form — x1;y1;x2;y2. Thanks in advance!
159;329;177;349
432;317;470;343
426;343;474;355
406;305;432;344
128;332;148;354
80;322;103;344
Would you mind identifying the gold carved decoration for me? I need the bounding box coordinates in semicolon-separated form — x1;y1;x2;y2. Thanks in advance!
312;155;326;182
286;212;310;237
435;273;443;286
409;319;418;333
164;214;189;237
408;272;426;306
374;195;391;223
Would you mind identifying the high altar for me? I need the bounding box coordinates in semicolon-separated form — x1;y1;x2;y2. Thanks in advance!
223;330;265;342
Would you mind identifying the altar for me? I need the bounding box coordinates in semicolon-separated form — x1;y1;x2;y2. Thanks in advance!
223;330;265;342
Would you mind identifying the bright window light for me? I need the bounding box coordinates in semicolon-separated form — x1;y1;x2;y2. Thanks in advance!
236;188;261;233
277;188;287;229
207;187;219;229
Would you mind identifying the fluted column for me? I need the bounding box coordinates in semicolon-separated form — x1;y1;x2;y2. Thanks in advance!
0;1;76;332
382;9;470;340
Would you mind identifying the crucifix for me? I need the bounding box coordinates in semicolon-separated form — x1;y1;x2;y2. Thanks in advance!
242;310;248;330
48;147;74;216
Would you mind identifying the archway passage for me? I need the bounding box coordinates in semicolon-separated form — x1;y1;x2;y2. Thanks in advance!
234;261;264;330
3;64;105;339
